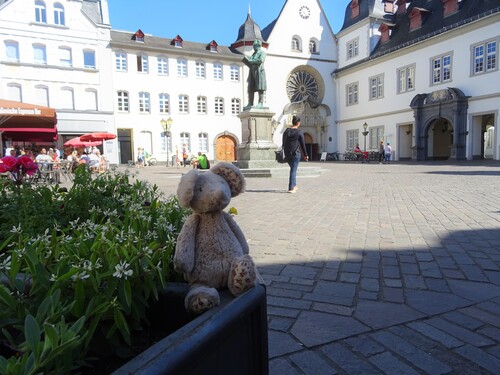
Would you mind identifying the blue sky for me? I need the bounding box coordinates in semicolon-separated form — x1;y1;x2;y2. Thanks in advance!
108;1;352;46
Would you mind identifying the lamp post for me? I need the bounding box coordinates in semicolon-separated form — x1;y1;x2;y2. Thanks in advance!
161;117;173;166
362;122;369;152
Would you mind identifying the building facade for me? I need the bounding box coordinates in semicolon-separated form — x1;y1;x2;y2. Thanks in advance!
335;0;499;161
1;0;499;162
0;0;118;163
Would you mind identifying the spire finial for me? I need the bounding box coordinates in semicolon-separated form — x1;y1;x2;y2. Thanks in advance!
248;3;251;16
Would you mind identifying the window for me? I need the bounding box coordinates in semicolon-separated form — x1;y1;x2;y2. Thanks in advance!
115;51;127;71
138;92;150;113
161;132;172;153
177;58;187;77
309;39;319;54
195;61;206;78
369;74;384;100
83;49;96;69
230;64;240;81
117;91;129;112
60;87;74;110
214;97;224;115
369;126;385;150
34;85;49;106
59;47;72;67
7;83;22;102
346;82;359;106
347;38;359;59
85;89;98;111
35;0;47;23
180;132;191;152
231;98;241;115
179;94;189;113
346;129;359;151
5;41;19;62
137;54;149;73
157;56;168;75
472;39;498;75
291;37;301;51
33;44;47;64
213;62;223;80
197;96;207;114
398;64;415;93
198;133;209;153
431;53;452;85
159;93;170;114
54;2;65;26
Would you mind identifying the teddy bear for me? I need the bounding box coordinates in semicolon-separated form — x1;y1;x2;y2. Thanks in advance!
174;162;262;314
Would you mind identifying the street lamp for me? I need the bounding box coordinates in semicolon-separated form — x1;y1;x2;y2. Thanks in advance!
161;117;173;166
362;122;369;152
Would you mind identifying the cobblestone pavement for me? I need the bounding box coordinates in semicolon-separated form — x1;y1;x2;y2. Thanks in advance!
126;161;500;375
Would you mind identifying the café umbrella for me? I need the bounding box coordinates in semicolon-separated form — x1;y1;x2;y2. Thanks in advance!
64;136;102;148
80;132;117;142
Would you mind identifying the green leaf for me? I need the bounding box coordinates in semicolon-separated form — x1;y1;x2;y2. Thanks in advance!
24;315;41;353
69;316;86;335
72;282;85;316
113;308;131;344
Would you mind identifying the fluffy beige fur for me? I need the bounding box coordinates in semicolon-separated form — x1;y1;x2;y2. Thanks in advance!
174;163;261;314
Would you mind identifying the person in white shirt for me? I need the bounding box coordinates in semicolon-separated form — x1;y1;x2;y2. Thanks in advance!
384;143;392;164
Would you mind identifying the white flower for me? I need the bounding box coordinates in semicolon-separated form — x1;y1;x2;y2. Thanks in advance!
113;261;133;279
82;260;93;271
50;274;57;282
10;225;22;234
0;255;12;271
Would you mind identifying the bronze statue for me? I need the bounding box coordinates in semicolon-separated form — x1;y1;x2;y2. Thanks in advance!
243;39;267;109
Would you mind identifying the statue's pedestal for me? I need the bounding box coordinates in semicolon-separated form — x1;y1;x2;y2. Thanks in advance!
234;108;280;169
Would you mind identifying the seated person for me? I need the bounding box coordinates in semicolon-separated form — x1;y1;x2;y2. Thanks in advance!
196;152;210;170
354;144;362;162
88;152;100;170
35;148;52;163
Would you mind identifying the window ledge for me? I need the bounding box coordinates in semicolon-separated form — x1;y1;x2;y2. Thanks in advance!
29;22;69;30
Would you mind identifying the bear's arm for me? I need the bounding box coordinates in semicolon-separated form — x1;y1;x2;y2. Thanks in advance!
223;212;249;254
174;214;200;274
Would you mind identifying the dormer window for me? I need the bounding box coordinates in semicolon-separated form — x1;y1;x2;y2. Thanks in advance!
442;0;458;16
172;35;183;48
208;40;218;53
396;0;407;15
350;0;360;18
409;8;428;31
379;24;392;43
132;29;145;43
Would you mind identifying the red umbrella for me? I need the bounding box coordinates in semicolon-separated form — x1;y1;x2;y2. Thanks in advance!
80;132;117;142
64;136;102;148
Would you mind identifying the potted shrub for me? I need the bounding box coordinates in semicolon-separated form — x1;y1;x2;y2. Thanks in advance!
0;165;268;374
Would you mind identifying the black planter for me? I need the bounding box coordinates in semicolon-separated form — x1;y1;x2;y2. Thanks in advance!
112;283;268;375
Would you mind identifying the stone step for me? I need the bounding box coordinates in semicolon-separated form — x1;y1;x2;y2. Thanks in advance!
240;166;325;178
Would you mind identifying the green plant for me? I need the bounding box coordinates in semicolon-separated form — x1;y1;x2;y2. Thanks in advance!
0;166;189;374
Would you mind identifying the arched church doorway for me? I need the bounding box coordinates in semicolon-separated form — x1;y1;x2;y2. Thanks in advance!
427;118;453;160
304;133;318;160
215;135;237;162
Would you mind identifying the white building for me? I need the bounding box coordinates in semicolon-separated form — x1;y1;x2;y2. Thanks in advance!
1;0;499;163
0;0;118;163
335;0;500;161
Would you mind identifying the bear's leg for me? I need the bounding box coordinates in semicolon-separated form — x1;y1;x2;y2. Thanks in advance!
185;284;220;314
228;255;257;296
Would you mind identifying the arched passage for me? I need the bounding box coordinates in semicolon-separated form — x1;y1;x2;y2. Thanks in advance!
411;88;469;161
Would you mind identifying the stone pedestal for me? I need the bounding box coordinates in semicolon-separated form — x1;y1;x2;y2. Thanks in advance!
234;107;280;169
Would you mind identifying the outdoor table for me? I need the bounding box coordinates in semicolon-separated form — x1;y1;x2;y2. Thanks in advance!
34;161;73;184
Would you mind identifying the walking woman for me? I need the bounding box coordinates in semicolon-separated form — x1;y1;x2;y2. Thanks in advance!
283;116;309;193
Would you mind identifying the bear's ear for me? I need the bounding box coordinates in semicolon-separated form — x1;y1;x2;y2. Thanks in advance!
210;163;246;197
177;169;200;207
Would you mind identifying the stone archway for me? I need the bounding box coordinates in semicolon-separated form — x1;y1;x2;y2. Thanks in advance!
410;88;469;161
